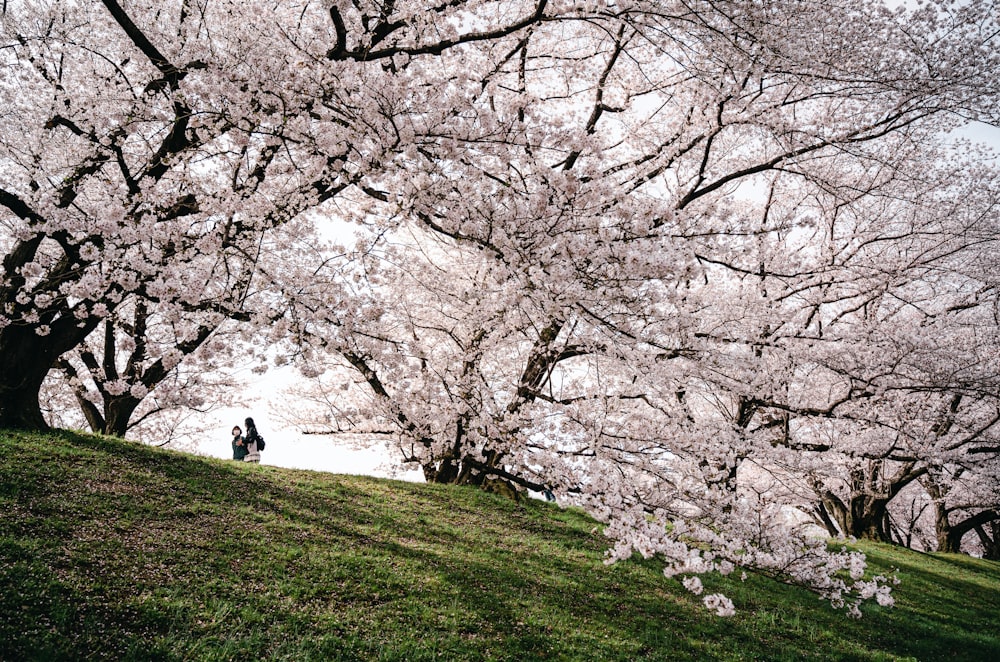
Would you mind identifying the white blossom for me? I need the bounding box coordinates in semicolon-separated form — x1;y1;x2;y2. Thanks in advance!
702;594;736;618
682;576;704;595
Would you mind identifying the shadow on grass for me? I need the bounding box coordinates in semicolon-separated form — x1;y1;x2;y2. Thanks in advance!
2;429;1000;661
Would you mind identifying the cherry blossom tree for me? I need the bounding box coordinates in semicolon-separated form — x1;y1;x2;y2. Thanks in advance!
263;0;1000;615
0;0;566;429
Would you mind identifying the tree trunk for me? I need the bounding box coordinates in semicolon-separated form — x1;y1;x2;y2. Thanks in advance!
422;448;546;502
976;523;1000;561
814;500;843;537
815;462;926;543
935;505;1000;555
851;496;892;541
423;457;460;483
815;489;893;542
934;501;961;553
0;327;58;430
105;396;141;437
0;372;49;430
0;306;101;430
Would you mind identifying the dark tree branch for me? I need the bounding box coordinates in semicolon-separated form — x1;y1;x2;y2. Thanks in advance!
100;0;181;83
328;0;549;61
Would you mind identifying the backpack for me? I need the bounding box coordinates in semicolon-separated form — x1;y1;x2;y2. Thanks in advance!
249;429;265;451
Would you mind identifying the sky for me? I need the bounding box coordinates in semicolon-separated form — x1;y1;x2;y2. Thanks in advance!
191;365;424;481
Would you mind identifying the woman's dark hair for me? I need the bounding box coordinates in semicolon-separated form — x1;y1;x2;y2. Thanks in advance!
245;417;256;431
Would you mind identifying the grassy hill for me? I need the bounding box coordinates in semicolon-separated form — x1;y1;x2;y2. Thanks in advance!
1;429;999;661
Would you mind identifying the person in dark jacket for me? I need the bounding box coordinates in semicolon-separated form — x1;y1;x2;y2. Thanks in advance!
231;425;248;461
243;417;263;463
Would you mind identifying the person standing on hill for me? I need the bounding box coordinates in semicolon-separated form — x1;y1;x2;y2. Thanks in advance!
243;416;263;464
231;425;248;461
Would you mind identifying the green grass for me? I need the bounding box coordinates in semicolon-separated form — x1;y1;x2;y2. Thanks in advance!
1;429;999;661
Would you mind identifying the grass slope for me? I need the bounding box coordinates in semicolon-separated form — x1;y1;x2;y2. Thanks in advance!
1;429;999;661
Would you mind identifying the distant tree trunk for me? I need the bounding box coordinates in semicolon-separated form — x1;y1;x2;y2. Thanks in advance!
98;396;143;438
934;501;962;553
813;462;925;542
420;444;548;502
976;522;1000;560
815;487;880;540
422;448;520;488
932;501;1000;555
852;495;894;541
814;495;844;538
925;473;964;553
816;491;893;541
